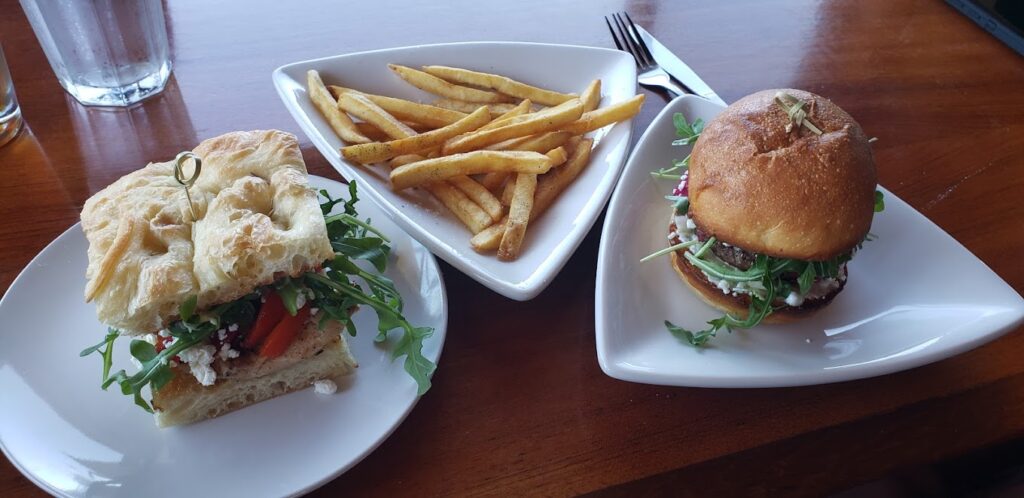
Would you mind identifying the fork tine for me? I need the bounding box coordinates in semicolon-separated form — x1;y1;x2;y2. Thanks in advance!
623;12;656;66
604;16;626;53
613;13;649;68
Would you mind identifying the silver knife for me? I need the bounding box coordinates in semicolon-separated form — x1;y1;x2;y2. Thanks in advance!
634;25;727;106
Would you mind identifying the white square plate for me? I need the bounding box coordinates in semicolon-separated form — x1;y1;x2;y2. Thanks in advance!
596;95;1024;387
273;42;637;300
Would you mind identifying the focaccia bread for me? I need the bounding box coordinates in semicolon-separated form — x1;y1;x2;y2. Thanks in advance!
152;316;357;427
81;130;334;334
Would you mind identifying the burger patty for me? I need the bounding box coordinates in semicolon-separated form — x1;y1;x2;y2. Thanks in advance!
671;239;846;315
695;228;756;271
674;222;848;307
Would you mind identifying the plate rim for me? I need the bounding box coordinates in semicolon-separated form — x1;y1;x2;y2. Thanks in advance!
0;175;448;497
594;94;1024;388
271;41;637;301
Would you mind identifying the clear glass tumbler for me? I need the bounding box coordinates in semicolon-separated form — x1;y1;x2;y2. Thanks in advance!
0;45;23;147
20;0;172;107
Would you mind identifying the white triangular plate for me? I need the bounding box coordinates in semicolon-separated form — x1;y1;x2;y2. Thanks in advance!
596;95;1024;387
273;42;637;300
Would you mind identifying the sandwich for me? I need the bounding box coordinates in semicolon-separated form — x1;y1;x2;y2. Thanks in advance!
80;130;434;426
660;89;884;344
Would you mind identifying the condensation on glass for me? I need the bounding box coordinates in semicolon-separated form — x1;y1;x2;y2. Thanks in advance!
20;0;172;107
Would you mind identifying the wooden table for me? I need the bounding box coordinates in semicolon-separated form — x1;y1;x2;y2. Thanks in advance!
2;0;1023;495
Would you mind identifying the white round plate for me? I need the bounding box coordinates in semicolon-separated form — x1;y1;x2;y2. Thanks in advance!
596;95;1024;388
0;176;447;497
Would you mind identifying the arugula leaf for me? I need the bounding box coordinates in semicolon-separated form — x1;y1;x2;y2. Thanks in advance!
80;328;118;381
665;195;689;215
874;190;885;212
652;113;702;180
666;319;720;347
275;277;303;316
318;188;345;215
672;112;704;145
797;262;815;295
311;181;435;394
179;294;197;321
304;272;433;394
332;236;389;272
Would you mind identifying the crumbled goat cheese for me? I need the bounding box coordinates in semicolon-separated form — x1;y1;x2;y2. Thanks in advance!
217;329;227;341
158;329;171;338
228;323;239;332
309;307;319;315
218;342;240;362
313;379;337;395
178;344;217;386
294;292;307;310
785;291;805;307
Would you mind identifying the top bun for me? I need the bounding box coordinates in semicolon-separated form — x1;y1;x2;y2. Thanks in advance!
81;130;334;335
688;89;877;261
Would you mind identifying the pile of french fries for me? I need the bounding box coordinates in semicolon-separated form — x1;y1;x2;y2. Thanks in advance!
307;64;644;261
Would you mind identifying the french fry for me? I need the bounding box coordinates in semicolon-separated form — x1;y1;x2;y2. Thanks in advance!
475;99;531;132
341;106;491;164
442;99;583;154
559;94;645;135
329;85;467;128
500;179;515;206
482;132;571;189
356;122;435;142
448;175;504;221
544;146;569;168
337;92;417;140
390;150;554;190
497;172;538;261
481;171;511;193
534;139;592;211
580;79;602;112
422;65;576;106
306;70;370;144
387;155;494;232
432;99;516;117
425;181;493;233
471;139;593;252
494;131;573;153
493;146;561;206
389;64;511;103
389;153;425;168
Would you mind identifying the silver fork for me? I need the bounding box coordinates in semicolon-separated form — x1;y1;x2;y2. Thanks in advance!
605;12;690;97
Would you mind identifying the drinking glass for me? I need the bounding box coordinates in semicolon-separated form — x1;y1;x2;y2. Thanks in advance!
19;0;172;107
0;45;23;147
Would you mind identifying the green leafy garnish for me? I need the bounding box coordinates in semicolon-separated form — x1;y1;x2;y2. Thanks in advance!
652;113;703;180
874;190;885;212
672;113;704;145
665;195;689;215
80;328;119;381
666;249;852;347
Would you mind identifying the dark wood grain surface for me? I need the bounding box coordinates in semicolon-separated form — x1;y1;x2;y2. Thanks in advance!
2;0;1023;496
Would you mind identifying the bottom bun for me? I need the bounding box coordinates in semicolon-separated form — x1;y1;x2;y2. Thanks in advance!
153;319;357;427
670;242;838;324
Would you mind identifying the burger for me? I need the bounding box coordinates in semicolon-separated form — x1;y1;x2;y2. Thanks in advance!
663;89;883;344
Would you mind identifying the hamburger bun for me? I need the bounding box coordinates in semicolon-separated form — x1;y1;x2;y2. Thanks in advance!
688;89;877;261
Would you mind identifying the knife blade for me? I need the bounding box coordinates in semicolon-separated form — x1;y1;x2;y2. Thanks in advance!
634;25;727;106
